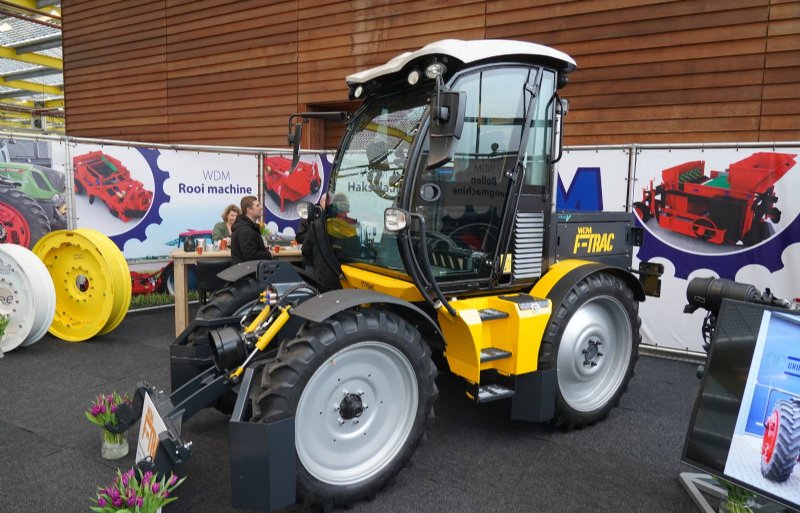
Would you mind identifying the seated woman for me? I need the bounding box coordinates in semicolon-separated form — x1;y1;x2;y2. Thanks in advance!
212;204;240;245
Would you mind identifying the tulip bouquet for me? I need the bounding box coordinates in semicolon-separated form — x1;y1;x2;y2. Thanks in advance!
91;468;185;513
85;391;132;445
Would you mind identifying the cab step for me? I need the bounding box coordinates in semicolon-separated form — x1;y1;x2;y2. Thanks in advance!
480;347;512;363
477;383;515;403
477;308;509;321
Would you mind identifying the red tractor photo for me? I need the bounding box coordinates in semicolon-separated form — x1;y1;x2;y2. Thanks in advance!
263;155;322;212
73;151;153;222
634;152;796;246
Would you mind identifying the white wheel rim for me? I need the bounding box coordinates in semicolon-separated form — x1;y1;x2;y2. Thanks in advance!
557;295;632;412
0;244;55;350
295;341;418;485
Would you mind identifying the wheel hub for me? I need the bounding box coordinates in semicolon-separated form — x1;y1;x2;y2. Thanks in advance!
339;393;365;420
582;338;604;367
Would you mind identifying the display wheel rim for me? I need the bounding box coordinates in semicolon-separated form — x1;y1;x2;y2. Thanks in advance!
762;408;779;464
6;244;56;347
75;228;130;335
33;230;116;342
0;245;36;351
295;341;419;486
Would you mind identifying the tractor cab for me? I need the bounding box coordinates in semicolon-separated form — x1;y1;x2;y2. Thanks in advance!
306;40;576;308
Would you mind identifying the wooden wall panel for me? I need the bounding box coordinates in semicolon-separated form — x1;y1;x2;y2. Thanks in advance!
62;0;800;148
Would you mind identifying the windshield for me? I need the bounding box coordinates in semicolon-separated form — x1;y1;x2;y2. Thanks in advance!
326;89;428;270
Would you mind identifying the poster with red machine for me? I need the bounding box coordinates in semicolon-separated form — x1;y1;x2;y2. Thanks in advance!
633;148;800;352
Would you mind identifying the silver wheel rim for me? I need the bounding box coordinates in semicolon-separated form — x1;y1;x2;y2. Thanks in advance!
296;341;418;485
557;295;631;412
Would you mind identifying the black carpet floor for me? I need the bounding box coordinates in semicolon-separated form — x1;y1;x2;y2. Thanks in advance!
1;306;711;513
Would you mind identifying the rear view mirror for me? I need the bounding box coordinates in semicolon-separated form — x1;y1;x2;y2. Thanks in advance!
550;96;568;164
426;91;465;170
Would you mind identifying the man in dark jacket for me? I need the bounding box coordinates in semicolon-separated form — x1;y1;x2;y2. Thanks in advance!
230;195;271;265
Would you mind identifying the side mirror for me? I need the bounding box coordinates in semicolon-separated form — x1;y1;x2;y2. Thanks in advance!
550;96;568;164
426;90;465;170
288;122;303;173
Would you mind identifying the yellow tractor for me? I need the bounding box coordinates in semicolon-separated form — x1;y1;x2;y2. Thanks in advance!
125;39;662;512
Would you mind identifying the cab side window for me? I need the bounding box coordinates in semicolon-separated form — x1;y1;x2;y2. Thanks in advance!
413;67;537;282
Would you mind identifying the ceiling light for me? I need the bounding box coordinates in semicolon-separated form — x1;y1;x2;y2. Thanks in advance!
0;23;12;32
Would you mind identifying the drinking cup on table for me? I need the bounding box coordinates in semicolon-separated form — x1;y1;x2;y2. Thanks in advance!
196;241;204;254
220;238;227;250
273;245;280;253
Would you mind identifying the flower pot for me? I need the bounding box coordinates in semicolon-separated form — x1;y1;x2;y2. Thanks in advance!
100;429;129;460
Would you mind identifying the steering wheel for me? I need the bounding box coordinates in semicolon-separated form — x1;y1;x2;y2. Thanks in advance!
447;223;495;251
426;231;461;252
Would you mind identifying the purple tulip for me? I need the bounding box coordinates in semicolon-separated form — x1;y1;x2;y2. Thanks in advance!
97;497;107;507
169;474;178;486
111;404;118;413
151;483;160;494
91;405;101;416
137;497;143;507
112;497;123;507
98;404;106;414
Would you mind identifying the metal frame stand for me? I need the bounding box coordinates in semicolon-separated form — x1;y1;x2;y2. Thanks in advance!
679;472;789;513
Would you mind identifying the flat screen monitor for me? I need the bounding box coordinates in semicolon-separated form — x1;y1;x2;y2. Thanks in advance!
683;299;800;510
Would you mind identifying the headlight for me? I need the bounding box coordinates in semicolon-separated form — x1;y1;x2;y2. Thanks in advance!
384;208;408;232
296;201;312;220
407;69;420;86
425;62;446;79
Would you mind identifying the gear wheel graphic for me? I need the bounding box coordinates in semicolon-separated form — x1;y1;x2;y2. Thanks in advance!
635;213;800;280
109;148;170;247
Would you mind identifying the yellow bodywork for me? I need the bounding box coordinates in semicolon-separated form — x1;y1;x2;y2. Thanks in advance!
340;265;424;302
437;295;551;384
337;258;598;387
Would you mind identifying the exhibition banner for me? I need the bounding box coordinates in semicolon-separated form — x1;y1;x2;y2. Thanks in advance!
69;143;258;259
557;146;631;213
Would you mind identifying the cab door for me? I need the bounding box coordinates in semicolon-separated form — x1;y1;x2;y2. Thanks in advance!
409;65;557;292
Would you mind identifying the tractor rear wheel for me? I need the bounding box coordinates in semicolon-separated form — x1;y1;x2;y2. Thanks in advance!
761;400;800;482
251;308;437;510
538;272;640;429
0;188;50;248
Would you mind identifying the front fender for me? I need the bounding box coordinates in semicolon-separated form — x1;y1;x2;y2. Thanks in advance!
291;289;444;347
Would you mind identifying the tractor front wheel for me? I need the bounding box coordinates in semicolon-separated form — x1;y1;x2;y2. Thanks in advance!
538;272;640;429
0;188;50;248
251;309;437;510
761;400;800;482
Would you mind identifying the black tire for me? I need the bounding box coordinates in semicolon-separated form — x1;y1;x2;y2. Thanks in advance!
538;272;640;429
0;188;50;248
195;277;264;325
632;201;651;223
761;400;800;482
251;308;437;510
74;180;85;194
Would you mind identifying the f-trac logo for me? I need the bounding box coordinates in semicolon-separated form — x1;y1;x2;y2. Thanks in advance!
574;226;615;254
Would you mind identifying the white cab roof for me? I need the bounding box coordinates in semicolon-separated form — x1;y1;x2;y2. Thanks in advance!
346;39;577;85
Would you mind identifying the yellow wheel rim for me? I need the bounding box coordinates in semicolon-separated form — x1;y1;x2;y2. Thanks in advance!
32;229;130;341
78;229;131;335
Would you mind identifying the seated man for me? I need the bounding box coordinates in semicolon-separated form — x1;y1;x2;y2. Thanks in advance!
230;195;272;265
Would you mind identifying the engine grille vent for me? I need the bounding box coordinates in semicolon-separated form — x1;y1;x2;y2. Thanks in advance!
513;212;544;279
